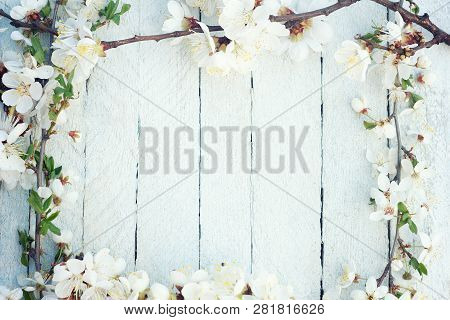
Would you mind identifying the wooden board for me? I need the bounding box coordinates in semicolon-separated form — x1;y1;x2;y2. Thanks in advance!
321;1;390;298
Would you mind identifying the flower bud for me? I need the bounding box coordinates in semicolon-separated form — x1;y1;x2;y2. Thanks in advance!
128;271;150;293
68;130;81;142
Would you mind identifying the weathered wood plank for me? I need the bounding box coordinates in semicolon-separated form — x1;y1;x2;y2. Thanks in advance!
199;71;253;271
82;0;140;270
252;53;322;298
136;0;200;283
415;0;450;300
0;0;29;286
322;1;389;298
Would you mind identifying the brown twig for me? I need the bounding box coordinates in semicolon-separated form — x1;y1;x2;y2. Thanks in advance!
0;9;57;35
102;0;449;51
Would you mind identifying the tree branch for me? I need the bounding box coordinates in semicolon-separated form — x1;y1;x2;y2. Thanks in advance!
102;0;449;51
0;9;57;35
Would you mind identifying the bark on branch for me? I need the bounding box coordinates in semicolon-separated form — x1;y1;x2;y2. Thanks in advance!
102;0;450;51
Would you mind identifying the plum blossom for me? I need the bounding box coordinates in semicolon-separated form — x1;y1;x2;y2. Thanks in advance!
418;233;441;265
219;0;269;40
337;262;357;288
248;272;294;299
350;277;388;300
366;146;397;177
10;30;32;46
19;272;54;295
370;174;407;221
2;72;43;114
0;113;29;189
334;41;371;81
162;1;194;33
0;286;23;300
186;0;217;16
53;258;89;299
10;0;48;21
128;270;150;294
401;159;431;192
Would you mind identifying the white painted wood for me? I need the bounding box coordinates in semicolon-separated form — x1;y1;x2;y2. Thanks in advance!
414;0;450;300
199;71;253;271
322;1;390;298
0;0;449;299
82;1;140;270
136;0;200;284
251;54;322;298
0;0;29;286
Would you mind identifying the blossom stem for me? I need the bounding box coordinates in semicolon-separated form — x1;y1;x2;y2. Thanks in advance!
377;101;402;288
101;0;449;52
0;9;57;35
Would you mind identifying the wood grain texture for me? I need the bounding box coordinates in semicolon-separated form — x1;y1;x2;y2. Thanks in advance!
251;54;322;298
82;0;140;270
136;0;200;284
0;0;29;286
322;1;390;298
414;0;450;300
199;71;253;271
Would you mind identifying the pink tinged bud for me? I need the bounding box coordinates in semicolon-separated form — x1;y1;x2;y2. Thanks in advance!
68;130;81;142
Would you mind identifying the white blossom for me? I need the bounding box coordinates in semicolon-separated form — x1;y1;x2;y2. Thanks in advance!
350;277;388;300
334;41;371;81
2;72;43;114
418;232;441;264
0;286;23;300
10;0;47;21
186;0;217;16
162;1;193;33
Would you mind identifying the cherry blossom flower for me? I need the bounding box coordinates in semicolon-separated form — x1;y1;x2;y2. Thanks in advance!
0;286;23;300
19;272;54;295
401;159;432;192
162;1;194;33
108;277;139;300
334;41;371;82
10;0;47;21
248;272;294;299
418;232;441;265
127;270;150;294
53;258;89;299
366;146;397;177
350;277;388;300
400;99;425;122
2;72;42;114
379;12;405;42
373;119;396;139
186;0;217;16
150;283;170;300
0;113;28;189
10;30;32;46
370;174;406;221
219;0;269;40
337;262;357;288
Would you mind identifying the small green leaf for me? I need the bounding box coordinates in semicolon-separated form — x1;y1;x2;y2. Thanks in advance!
398;202;409;214
28;190;44;214
43;196;53;211
363;121;377;130
408;219;418;234
31;36;45;64
47;222;61;236
418;263;428;276
47;211;60;222
111;14;121;25
40;1;51;18
409;257;420;269
21;252;29;267
120;3;131;15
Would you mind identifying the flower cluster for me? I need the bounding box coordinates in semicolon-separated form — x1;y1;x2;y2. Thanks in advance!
2;233;295;300
163;0;333;75
325;10;440;300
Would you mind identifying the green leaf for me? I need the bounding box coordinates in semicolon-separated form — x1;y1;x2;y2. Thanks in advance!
31;36;45;64
55;74;66;87
28;190;44;214
411;158;419;167
409;257;420;269
418;263;428;276
47;211;60;222
40;221;49;235
44;156;55;173
398;202;409;214
409;92;423;107
363;121;377;130
43;196;53;211
401;78;413;90
47;222;61;236
111;14;121;25
21;252;29;267
40;1;51;18
369;198;375;205
408;219;418;234
120;3;131;14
